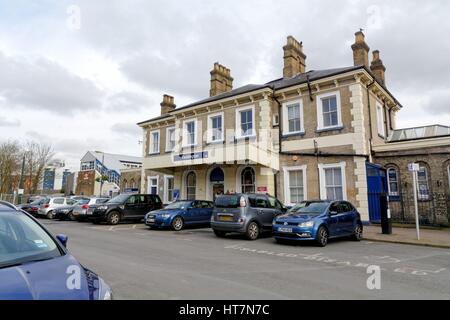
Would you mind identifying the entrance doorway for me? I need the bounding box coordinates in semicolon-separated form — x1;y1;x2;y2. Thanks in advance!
210;167;225;201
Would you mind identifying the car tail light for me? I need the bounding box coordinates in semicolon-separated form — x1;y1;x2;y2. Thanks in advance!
82;204;89;209
44;204;49;208
32;207;38;211
239;196;247;208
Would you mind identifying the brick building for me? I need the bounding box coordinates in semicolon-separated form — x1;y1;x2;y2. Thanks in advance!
137;31;449;225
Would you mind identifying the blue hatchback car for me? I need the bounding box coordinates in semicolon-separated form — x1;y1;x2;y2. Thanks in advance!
0;201;113;300
273;200;363;247
145;200;214;231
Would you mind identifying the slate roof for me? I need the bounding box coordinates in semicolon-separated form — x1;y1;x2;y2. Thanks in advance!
138;65;401;125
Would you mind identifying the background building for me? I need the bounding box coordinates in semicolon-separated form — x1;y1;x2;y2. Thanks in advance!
76;151;142;197
40;159;72;194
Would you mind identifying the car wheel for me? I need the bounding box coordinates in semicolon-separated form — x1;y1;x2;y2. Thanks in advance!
46;211;54;220
351;223;363;241
68;212;76;221
172;216;184;231
316;226;328;247
107;212;120;225
246;222;260;241
213;230;227;238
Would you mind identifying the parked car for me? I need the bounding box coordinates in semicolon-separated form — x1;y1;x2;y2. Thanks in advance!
273;200;363;247
0;201;113;300
211;194;287;240
27;195;47;204
53;199;91;221
145;200;214;231
72;198;110;222
69;196;91;202
87;194;163;225
17;198;47;216
37;197;78;220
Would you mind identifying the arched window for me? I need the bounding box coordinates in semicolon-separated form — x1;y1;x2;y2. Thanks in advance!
123;179;128;190
417;165;430;200
130;179;136;188
241;167;255;194
186;172;196;200
387;167;399;196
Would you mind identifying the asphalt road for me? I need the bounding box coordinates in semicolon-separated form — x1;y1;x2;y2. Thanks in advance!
41;219;450;300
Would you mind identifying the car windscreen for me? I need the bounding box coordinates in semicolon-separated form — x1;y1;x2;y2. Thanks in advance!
165;202;192;210
0;211;62;269
107;194;130;204
215;195;240;208
290;202;329;215
76;199;90;205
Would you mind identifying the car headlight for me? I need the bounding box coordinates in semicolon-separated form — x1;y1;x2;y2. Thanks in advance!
98;277;113;300
160;214;171;219
97;206;108;211
298;221;315;228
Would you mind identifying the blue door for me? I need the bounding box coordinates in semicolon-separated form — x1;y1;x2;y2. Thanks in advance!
366;163;388;223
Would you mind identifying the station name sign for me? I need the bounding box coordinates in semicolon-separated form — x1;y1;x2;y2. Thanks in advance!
173;151;209;162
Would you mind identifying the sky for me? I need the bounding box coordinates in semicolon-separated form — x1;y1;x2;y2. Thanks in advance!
0;0;449;171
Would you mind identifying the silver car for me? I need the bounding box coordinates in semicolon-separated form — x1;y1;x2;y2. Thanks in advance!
72;198;109;222
38;197;78;219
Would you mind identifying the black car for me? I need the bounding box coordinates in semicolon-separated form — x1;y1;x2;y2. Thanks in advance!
211;194;287;240
87;194;163;225
17;198;46;216
53;199;89;221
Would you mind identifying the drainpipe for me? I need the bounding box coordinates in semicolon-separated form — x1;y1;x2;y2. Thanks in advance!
271;87;283;199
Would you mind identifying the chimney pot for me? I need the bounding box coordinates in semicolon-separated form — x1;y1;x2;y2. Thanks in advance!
210;62;233;97
351;30;370;68
160;94;176;115
283;35;306;78
370;50;386;86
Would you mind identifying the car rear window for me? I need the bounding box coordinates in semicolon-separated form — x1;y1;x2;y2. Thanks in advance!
215;195;240;208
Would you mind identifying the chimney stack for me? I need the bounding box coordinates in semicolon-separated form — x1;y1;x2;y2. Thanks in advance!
283;36;306;78
160;94;176;115
351;30;370;68
210;62;233;97
370;50;386;86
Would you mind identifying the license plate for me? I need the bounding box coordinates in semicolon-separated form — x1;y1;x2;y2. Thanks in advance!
87;209;94;215
147;218;155;223
278;227;293;233
218;215;234;222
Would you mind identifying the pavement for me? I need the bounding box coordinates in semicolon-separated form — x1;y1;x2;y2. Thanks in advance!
40;219;450;300
364;225;450;249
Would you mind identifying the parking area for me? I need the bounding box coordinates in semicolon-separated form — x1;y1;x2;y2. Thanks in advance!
40;219;450;300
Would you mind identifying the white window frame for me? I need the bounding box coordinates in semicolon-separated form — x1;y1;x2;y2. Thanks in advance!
387;167;400;196
316;91;343;131
207;112;224;143
147;176;159;195
282;99;304;136
182;119;198;147
377;103;386;138
318;162;347;201
149;130;160;154
283;165;307;206
164;175;174;203
235;105;256;139
165;126;176;152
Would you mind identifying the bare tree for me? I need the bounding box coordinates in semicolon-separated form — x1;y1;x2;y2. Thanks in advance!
0;141;21;194
23;141;54;194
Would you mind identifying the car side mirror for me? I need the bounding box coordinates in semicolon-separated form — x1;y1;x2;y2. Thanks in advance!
56;234;68;247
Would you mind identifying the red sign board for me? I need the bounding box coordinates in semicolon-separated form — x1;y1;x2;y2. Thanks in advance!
257;187;268;193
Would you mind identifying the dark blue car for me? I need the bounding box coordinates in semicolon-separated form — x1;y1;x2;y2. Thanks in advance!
145;200;214;231
273;200;363;247
0;201;113;300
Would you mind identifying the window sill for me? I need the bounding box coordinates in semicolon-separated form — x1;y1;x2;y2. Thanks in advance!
282;131;305;138
235;135;257;142
148;152;161;156
206;140;225;146
316;126;344;133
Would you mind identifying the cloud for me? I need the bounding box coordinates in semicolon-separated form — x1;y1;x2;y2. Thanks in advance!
0;51;104;115
111;122;141;137
104;91;153;113
0;117;20;127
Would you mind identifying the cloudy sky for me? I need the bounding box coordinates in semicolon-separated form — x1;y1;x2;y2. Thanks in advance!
0;0;449;170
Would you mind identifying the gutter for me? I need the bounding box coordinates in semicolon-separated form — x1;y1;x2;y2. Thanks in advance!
366;80;376;161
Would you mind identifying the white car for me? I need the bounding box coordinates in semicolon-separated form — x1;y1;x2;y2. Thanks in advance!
38;197;77;219
72;198;109;222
